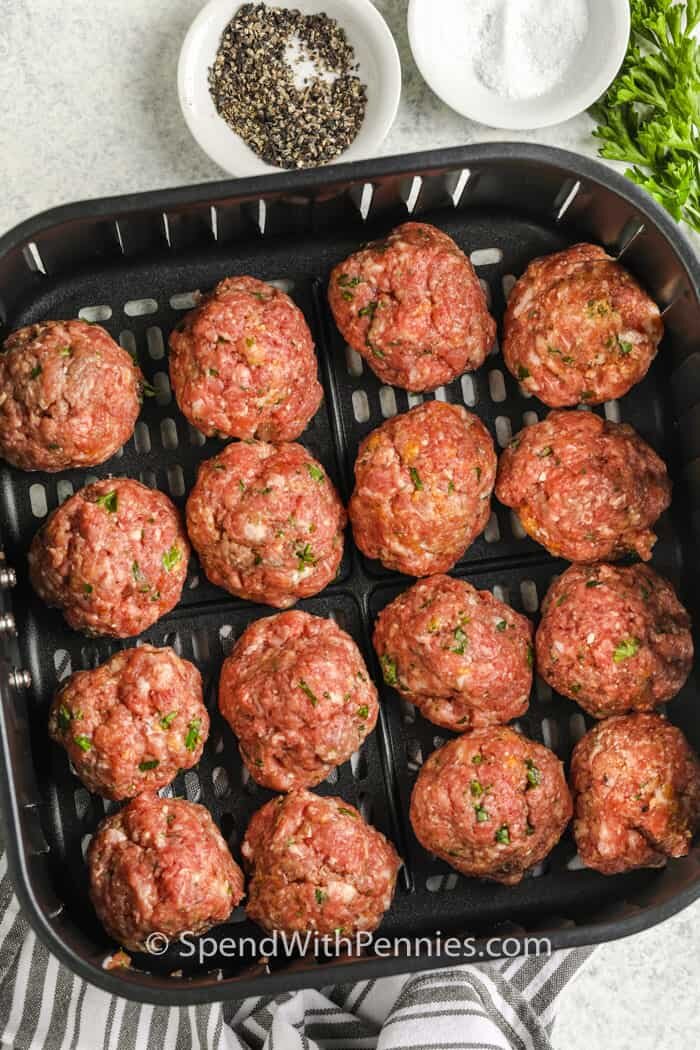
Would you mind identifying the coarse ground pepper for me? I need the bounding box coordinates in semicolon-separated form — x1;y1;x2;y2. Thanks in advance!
208;2;368;169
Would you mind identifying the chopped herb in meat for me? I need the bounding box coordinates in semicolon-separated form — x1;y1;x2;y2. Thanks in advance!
472;753;483;765
296;543;316;569
30;364;42;379
82;582;93;595
74;735;92;752
496;619;507;632
184;718;202;752
526;643;534;668
474;803;489;822
57;705;73;732
359;300;377;319
451;626;468;655
139;759;159;772
470;779;484;798
537;446;553;458
495;824;510;845
159;711;177;730
525;758;541;788
314;888;327;905
95;490;118;513
517;365;530;380
585;578;602;588
409;467;423;491
357;704;369;719
337;806;357;818
162;545;182;572
306;463;325;482
337;274;362;288
298;679;319;706
380;654;398;686
613;637;640;663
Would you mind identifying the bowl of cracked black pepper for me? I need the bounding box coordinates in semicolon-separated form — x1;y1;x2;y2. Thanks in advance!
178;0;402;176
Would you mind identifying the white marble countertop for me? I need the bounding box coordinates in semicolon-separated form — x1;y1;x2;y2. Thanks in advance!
0;2;698;1046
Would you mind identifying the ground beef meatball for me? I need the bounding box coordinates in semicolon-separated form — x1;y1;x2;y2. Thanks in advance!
328;222;496;391
88;794;244;951
29;478;189;637
495;410;671;562
242;790;400;935
570;714;700;875
219;611;378;791
0;319;143;472
373;575;533;731
349;401;496;576
410;727;572;885
186;441;345;608
503;244;663;407
537;563;693;719
49;645;209;799
169;276;322;441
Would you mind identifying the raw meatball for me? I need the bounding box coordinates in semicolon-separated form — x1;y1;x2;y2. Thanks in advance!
570;714;700;874
88;794;244;951
503;244;663;407
169;276;322;441
0;319;143;471
242;790;400;935
49;645;209;799
29;478;189;637
495;410;671;562
410;727;572;885
186;440;346;608
349;401;496;576
537;563;693;718
219;610;378;790
328;222;495;391
373;575;533;731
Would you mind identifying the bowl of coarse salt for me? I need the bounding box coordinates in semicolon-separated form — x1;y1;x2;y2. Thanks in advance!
407;0;630;130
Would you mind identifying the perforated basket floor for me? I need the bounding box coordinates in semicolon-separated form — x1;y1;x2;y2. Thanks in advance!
1;145;699;1004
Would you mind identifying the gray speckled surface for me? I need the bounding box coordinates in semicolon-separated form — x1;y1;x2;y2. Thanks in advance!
0;2;698;1046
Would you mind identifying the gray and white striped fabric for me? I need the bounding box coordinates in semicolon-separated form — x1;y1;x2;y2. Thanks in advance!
0;845;594;1050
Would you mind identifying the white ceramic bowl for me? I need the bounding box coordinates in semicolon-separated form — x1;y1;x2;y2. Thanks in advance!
407;0;630;131
178;0;402;177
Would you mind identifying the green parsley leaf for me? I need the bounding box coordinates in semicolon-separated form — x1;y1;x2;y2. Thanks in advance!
537;446;553;458
451;626;468;655
82;582;93;595
208;367;219;377
472;754;483;765
184;718;202;752
496;620;507;632
59;346;72;357
162;545;182;572
585;578;602;588
30;364;42;379
141;380;157;398
357;704;369;720
617;338;633;356
470;779;484;798
517;365;530;380
295;543;316;569
526;643;534;668
380;654;398;686
306;463;325;482
409;467;423;491
139;759;159;772
525;758;541;788
358;300;377;319
74;735;92;752
495;824;510;845
337;806;358;818
298;679;318;706
475;803;489;822
613;637;640;663
159;711;177;730
314;888;327;905
95;490;118;513
57;704;72;732
337;274;362;288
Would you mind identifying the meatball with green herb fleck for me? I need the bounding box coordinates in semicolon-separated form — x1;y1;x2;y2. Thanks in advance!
571;714;700;874
503;244;663;407
29;477;189;637
242;790;401;935
0;319;143;472
88;794;244;952
349;400;496;576
537;563;693;718
329;222;495;391
169;276;322;441
410;727;572;885
373;574;533;732
219;610;377;791
186;440;346;608
49;645;208;799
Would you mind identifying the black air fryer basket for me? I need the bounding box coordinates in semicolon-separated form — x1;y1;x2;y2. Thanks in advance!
0;144;699;1005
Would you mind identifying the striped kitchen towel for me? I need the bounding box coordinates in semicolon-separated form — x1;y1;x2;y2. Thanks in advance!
0;851;593;1050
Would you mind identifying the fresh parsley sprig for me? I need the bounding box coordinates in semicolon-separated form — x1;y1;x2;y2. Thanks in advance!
591;0;700;231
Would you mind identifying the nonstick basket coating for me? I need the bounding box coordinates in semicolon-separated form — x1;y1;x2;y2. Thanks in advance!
0;144;699;1005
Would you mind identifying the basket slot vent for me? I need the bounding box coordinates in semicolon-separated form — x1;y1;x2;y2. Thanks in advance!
184;770;201;802
23;242;46;275
407;392;423;409
379;386;397;419
53;649;72;681
124;298;158;318
433;386;447;402
162;213;171;248
153;371;172;405
510;510;527;541
56;479;74;505
188;424;207;447
399;697;415;726
479;277;492;309
268;278;295;294
535;677;552;703
146;326;165;359
615;219;646;260
78;305;112;323
402;176;423;214
352;389;370;423
350;747;368;782
471;248;503;267
170;291;198;310
522;410;539;427
604;399;621;422
448;168;471;207
349;182;375;221
160;417;179;451
502;274;517;300
325;766;339;785
357;791;373;825
488;369;506;403
138;469;157;489
406;737;424;773
212;766;231;799
218;624;237;655
520;579;539;612
495;415;512;447
345;344;363;377
118;330;136;356
553;179;582;223
29;483;47;518
427;873;458;892
484;511;500;544
166;464;185;499
257;200;267;235
569;712;587;743
492;583;509;604
461;374;477;407
134;421;151;454
541;716;559;751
